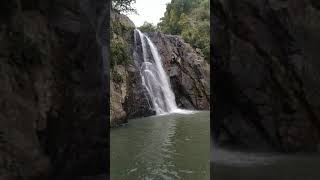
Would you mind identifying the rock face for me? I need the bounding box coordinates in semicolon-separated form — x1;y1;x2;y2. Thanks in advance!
110;14;210;126
0;0;108;179
213;0;320;152
147;33;210;110
110;13;156;127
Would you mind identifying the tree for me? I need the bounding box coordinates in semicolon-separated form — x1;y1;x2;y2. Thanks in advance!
158;0;210;62
139;22;157;32
112;0;136;14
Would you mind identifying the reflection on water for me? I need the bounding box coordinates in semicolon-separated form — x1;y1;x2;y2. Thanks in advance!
111;111;210;180
212;145;320;180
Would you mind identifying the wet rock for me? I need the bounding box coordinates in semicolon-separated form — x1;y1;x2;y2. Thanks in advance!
213;0;320;152
147;33;210;110
0;0;109;178
110;14;210;126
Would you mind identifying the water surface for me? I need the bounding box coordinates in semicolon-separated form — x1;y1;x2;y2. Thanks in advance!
111;111;210;180
212;145;320;180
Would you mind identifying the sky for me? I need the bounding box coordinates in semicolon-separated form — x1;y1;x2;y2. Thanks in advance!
126;0;172;27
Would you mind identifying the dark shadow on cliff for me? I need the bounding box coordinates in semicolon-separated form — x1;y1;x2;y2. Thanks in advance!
0;0;110;179
211;0;320;153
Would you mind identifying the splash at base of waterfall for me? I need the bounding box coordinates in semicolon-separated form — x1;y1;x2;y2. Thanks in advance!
166;109;196;115
134;29;196;116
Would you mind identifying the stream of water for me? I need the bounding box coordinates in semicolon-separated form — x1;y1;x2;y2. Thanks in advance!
111;29;320;180
110;111;210;180
110;29;209;180
133;29;192;115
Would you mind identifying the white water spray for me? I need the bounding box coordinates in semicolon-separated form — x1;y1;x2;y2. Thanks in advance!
134;29;193;115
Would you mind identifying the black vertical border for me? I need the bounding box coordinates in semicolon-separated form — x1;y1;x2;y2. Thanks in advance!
79;0;110;178
106;0;111;178
210;0;214;179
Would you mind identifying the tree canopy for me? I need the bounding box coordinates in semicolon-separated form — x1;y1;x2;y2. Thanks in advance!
112;0;136;14
158;0;210;61
138;22;158;32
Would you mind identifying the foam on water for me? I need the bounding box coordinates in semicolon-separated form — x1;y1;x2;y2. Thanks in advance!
134;29;192;115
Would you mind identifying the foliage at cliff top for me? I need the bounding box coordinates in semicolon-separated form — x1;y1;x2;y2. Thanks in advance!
158;0;210;62
112;0;137;14
139;22;158;33
111;12;134;71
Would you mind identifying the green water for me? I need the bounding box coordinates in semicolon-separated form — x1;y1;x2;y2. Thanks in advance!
110;111;210;180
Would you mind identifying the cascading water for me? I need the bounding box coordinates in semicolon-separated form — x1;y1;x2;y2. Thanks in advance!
133;29;191;115
134;29;177;114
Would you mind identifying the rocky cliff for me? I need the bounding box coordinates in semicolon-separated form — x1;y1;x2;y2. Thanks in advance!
147;33;210;110
110;13;156;126
0;0;108;179
213;0;320;152
110;14;210;126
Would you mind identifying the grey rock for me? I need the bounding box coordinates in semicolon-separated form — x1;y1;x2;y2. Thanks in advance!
110;16;210;126
213;0;320;152
0;0;109;178
147;33;210;110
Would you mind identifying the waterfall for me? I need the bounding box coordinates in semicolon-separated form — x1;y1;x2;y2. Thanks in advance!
134;29;177;115
134;29;193;115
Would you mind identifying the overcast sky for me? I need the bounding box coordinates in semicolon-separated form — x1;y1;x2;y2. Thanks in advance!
126;0;172;27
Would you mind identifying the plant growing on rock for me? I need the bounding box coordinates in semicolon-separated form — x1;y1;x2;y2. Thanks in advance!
139;21;158;32
112;0;137;14
158;0;210;62
111;39;131;69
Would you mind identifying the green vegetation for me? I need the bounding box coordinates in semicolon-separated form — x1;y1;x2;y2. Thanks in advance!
111;39;131;69
111;0;136;70
111;16;134;36
138;22;158;32
112;0;137;14
111;0;210;62
158;0;210;61
112;70;124;83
